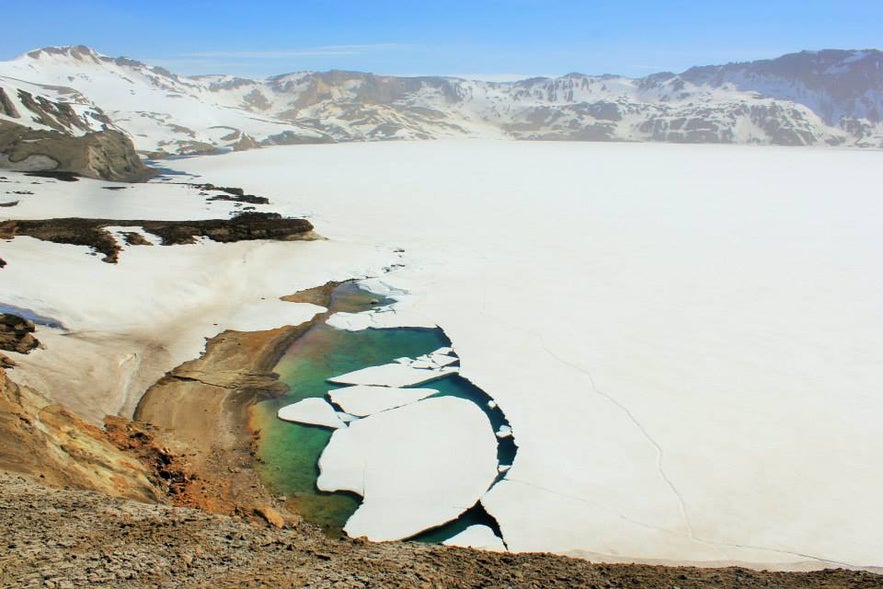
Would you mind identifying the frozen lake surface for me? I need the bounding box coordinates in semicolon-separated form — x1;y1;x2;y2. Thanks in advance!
185;141;883;568
2;140;879;568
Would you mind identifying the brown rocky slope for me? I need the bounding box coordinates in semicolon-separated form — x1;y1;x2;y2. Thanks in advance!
2;473;881;589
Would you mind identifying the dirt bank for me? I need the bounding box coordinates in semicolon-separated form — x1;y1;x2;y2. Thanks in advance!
133;282;338;517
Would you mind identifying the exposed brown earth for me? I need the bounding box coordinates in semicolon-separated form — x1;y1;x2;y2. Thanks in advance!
1;473;881;589
0;367;161;503
133;324;314;519
0;212;316;263
132;282;339;518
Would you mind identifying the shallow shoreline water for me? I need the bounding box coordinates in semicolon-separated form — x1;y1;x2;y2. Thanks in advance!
251;282;516;542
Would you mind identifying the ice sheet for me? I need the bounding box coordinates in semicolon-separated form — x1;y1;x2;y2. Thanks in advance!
316;396;498;541
184;141;883;568
328;385;439;417
327;363;457;388
277;398;345;429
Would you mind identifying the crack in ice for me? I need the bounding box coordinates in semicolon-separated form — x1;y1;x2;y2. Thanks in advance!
538;336;697;540
501;477;685;536
537;338;864;569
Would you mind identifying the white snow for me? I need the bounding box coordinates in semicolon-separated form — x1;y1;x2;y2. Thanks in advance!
316;396;499;541
182;140;883;569
443;525;507;552
0;171;397;422
277;398;345;429
328;385;439;416
327;363;457;388
0;49;325;154
0;171;251;221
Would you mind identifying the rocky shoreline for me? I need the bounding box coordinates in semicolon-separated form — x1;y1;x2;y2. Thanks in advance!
132;282;339;518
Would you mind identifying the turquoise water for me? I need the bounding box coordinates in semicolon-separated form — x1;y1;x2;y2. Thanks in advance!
253;282;515;542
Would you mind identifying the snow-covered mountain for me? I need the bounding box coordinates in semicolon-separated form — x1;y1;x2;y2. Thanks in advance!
1;45;882;159
0;46;326;156
0;67;149;181
0;74;110;135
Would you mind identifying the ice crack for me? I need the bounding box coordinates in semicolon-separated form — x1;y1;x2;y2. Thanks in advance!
539;336;696;540
538;338;864;568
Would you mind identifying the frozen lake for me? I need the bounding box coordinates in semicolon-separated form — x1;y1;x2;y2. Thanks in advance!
185;141;883;569
2;139;879;568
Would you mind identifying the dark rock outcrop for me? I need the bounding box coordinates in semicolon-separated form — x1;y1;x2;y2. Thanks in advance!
0;87;19;118
0;120;154;182
0;212;315;263
0;313;40;354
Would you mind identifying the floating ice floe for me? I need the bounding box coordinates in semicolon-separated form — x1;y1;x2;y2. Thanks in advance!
328;385;439;417
327;362;457;388
429;351;459;367
336;411;360;423
495;425;513;439
443;524;507;552
277;398;345;429
317;396;498;541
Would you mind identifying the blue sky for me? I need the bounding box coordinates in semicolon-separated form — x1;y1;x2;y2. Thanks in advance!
3;1;881;79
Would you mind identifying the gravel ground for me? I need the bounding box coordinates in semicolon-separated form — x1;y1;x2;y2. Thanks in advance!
2;473;881;589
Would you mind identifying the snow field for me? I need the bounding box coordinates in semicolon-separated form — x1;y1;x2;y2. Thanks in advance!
184;141;883;568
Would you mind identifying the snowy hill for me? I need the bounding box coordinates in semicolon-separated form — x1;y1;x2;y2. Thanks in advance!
0;74;110;135
0;45;881;157
0;68;149;181
0;46;327;155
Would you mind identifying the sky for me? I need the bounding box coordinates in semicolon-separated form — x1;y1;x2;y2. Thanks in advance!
2;1;881;79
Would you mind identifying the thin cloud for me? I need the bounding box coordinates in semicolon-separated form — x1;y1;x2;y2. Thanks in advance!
185;44;408;59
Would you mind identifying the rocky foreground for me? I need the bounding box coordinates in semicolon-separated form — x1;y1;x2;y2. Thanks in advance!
2;473;881;589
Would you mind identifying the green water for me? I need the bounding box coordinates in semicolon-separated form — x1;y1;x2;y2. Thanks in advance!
253;282;515;542
252;283;450;534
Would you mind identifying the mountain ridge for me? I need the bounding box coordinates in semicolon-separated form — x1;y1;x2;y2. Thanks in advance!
1;45;881;163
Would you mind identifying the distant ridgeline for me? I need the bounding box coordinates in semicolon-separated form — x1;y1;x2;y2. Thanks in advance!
1;46;882;180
